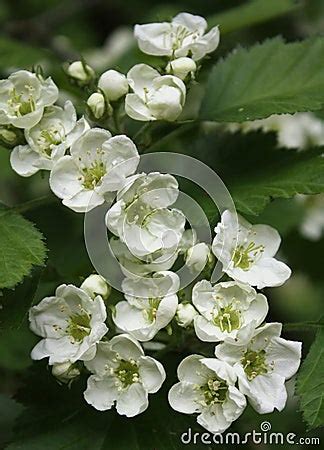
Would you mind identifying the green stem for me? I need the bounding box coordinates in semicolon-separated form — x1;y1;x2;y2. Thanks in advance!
133;122;152;143
13;195;57;214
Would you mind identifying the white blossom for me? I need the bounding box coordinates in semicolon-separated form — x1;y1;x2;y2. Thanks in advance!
10;101;89;176
176;303;198;328
297;194;324;241
84;334;166;416
134;12;220;61
215;322;302;414
50;128;139;212
185;242;210;273
192;280;268;343
81;274;111;300
166;57;197;80
0;70;58;129
168;355;246;434
29;284;108;365
212;210;291;289
87;92;107;119
98;69;129;101
125;64;186;121
52;361;80;383
67;61;95;84
113;271;179;341
106;172;185;258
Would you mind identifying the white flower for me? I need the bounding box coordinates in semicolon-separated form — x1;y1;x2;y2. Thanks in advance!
84;334;166;416
110;237;179;278
67;61;95;84
125;64;186;122
134;12;220;61
166;57;197;80
168;355;246;434
50;128;139;212
297;194;324;241
81;274;111;300
106;172;185;258
176;303;198;328
87;92;107;119
192;280;268;343
0;70;58;129
215;323;302;414
10;101;89;177
52;361;80;383
113;271;179;341
186;242;210;273
98;69;129;101
212;210;291;289
29;284;108;365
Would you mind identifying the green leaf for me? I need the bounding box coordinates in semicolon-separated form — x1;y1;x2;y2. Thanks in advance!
0;37;51;69
200;36;324;122
0;206;47;290
297;328;324;430
209;0;300;34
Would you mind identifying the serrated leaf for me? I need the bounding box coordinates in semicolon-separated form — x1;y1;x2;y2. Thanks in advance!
296;328;324;430
0;207;47;289
200;36;324;122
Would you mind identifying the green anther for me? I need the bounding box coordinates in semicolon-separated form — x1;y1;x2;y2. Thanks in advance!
232;241;264;270
213;304;241;332
241;349;268;380
115;359;139;387
67;312;91;342
82;161;106;189
145;298;161;323
8;88;36;116
200;376;228;406
39;129;62;156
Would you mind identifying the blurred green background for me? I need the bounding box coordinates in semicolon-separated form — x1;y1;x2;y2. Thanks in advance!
1;0;324;448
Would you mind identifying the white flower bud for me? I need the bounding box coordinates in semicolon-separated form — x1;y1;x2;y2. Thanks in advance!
166;57;197;80
87;92;106;119
67;61;95;83
98;69;129;101
176;303;198;328
52;362;80;383
81;274;111;300
185;242;210;273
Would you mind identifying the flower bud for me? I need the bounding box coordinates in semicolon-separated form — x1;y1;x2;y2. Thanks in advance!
98;69;129;101
81;274;111;300
52;362;80;383
67;61;95;84
0;125;25;148
87;92;106;119
176;303;198;328
186;242;210;273
166;57;197;80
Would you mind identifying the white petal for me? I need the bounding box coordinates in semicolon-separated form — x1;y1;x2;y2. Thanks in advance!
172;13;207;33
10;145;40;177
197;406;231;434
116;383;149;417
201;358;237;385
125;93;154;121
267;337;302;379
168;382;201;414
127;64;160;97
49;155;83;199
177;354;210;384
109;334;144;360
84;375;118;411
62;189;105;213
138;356;166;393
84;342;116;376
134;23;173;57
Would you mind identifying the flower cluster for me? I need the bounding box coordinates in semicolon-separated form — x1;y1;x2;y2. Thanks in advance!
4;11;301;433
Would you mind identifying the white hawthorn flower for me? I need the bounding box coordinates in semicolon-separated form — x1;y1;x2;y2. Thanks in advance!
50;128;139;212
212;210;291;289
98;69;129;101
52;361;80;383
67;61;95;84
0;70;58;129
84;334;166;416
10;101;89;177
125;64;186;122
215;322;302;414
29;284;108;365
176;303;198;328
192;280;268;343
168;355;246;434
185;242;211;273
113;271;179;341
297;194;324;241
166;57;197;80
87;92;107;119
134;12;220;61
106;172;185;258
81;274;111;300
110;237;179;278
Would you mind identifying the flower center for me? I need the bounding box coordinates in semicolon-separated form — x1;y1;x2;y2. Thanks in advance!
7;87;36;117
144;297;161;323
82;161;106;189
241;349;268;380
37;127;64;156
67;312;91;342
213;304;241;332
199;376;228;406
232;241;264;270
170;25;197;52
115;359;139;388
